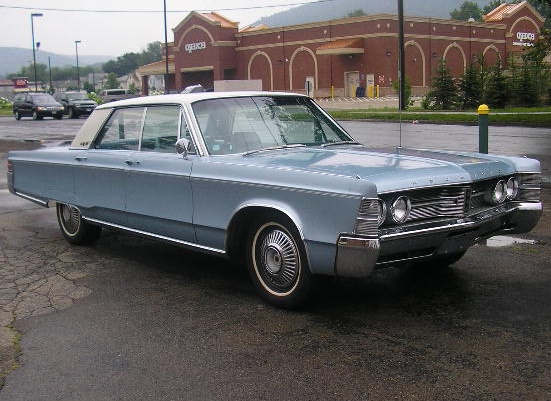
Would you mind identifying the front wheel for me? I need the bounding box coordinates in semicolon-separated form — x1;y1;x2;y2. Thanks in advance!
14;110;21;120
68;107;76;119
247;216;312;309
56;203;102;245
32;111;42;120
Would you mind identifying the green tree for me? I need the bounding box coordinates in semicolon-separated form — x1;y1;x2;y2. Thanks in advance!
82;81;95;93
392;77;412;109
104;72;120;89
128;82;138;94
450;1;482;21
141;41;163;65
459;62;482;109
102;41;163;77
484;62;509;109
346;9;366;18
7;63;48;83
423;59;458;110
508;58;543;107
482;0;505;15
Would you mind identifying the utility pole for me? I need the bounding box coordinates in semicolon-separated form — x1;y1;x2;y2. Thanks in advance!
163;0;169;93
398;0;406;110
31;13;43;91
75;40;81;90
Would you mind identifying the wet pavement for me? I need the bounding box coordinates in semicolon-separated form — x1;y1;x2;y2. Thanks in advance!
0;117;550;400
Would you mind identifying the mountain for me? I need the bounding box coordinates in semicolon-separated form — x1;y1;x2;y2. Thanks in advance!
254;0;494;27
0;47;111;78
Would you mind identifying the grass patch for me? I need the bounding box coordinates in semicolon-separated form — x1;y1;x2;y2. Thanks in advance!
0;109;12;117
328;108;551;126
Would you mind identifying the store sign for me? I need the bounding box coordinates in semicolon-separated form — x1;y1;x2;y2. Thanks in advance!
185;41;206;53
12;78;28;89
513;32;536;47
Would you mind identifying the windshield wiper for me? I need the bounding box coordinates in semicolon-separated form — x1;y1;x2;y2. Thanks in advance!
320;140;361;147
242;144;306;156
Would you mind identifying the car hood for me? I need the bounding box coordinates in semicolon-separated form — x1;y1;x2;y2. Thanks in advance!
70;99;96;104
236;145;520;193
34;100;62;106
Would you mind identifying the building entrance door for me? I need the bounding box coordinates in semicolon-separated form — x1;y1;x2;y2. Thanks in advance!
345;71;359;98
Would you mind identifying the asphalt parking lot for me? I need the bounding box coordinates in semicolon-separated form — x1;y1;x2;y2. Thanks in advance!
0;117;550;400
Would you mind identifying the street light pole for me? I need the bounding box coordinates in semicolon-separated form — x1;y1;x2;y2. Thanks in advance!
31;12;43;92
163;0;169;93
75;40;81;90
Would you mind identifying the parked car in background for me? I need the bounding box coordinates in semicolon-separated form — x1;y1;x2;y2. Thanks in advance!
99;88;138;103
7;92;543;308
12;92;64;120
53;90;97;118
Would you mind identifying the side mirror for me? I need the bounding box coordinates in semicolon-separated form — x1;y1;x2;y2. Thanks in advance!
175;138;190;158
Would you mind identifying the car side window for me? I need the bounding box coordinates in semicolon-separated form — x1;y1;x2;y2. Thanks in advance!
95;107;143;150
140;106;180;153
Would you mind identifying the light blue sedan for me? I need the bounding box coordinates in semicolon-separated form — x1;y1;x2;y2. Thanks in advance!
7;92;542;308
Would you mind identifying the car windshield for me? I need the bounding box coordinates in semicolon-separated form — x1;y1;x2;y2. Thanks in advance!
67;93;89;100
191;96;353;155
31;94;55;102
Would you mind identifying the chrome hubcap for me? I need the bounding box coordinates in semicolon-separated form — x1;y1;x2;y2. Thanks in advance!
257;228;299;291
61;205;81;235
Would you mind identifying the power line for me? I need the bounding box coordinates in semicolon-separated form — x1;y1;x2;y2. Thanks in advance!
0;0;337;14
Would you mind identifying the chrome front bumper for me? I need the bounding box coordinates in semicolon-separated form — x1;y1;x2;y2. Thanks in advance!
334;201;542;278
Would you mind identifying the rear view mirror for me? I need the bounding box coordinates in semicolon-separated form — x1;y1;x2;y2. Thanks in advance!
175;138;190;158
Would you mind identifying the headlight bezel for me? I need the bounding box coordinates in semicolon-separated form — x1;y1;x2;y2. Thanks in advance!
390;196;411;224
506;176;519;200
489;180;506;205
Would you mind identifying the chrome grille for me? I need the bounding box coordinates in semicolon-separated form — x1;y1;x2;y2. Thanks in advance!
408;187;468;220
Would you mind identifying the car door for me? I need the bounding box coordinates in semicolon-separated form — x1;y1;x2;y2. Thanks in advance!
22;94;33;116
73;107;143;226
124;105;196;243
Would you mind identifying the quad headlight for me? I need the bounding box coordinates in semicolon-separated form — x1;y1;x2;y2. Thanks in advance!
506;176;519;200
490;180;506;204
390;196;411;224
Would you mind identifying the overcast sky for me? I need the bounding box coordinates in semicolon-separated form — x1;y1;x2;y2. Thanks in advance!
0;0;319;56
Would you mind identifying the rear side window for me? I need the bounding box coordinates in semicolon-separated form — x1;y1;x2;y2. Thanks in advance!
95;108;144;150
140;106;180;153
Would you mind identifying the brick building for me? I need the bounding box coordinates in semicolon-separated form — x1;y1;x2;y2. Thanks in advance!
138;1;544;97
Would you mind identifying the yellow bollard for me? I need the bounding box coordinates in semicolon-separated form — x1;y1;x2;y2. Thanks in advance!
478;104;490;154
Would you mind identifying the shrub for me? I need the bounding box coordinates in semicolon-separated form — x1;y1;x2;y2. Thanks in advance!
0;97;12;110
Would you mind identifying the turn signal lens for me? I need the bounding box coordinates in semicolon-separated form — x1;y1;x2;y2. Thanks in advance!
390;196;411;224
7;160;13;173
377;199;387;226
506;177;519;200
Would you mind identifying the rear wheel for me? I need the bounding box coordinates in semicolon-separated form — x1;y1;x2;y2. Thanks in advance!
247;215;311;308
56;203;102;245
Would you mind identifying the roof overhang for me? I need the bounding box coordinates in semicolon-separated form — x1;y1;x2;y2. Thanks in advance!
316;38;364;55
181;66;214;73
137;57;175;76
